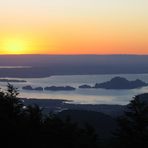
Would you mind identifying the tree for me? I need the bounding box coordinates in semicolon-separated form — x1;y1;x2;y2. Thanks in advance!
0;85;99;148
0;83;23;120
116;96;148;148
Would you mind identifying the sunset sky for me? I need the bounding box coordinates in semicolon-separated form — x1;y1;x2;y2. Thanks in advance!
0;0;147;54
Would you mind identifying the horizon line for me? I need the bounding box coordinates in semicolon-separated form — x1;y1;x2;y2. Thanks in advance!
0;54;148;56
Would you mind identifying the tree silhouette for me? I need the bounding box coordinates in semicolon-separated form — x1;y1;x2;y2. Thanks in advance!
0;85;99;148
116;96;148;148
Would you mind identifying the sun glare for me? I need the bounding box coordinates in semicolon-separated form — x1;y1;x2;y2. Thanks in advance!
3;38;27;54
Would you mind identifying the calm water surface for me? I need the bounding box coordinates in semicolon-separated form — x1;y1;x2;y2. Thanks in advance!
1;74;148;105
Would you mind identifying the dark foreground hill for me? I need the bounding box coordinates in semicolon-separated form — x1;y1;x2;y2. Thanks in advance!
1;84;148;148
58;110;117;139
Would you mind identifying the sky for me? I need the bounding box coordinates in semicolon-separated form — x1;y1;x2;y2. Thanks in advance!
0;0;147;54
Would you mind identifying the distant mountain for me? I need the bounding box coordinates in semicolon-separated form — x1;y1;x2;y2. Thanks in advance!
94;77;148;89
1;55;148;77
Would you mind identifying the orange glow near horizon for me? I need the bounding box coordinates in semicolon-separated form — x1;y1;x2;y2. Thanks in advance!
2;38;28;54
0;0;148;55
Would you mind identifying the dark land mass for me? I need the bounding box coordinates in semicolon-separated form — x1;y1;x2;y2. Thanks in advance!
22;85;44;91
22;76;147;91
22;93;148;141
58;110;117;140
137;93;148;102
22;98;125;117
22;85;75;91
1;84;148;148
23;98;123;140
94;77;148;89
1;55;148;77
79;84;92;88
0;79;26;83
34;87;44;91
79;77;148;89
22;92;148;118
22;85;34;90
23;98;68;112
1;87;148;147
44;86;76;91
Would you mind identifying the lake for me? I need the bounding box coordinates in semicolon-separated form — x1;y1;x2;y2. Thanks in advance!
1;74;148;105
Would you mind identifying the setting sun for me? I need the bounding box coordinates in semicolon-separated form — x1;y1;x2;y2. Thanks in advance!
2;38;28;54
0;0;148;55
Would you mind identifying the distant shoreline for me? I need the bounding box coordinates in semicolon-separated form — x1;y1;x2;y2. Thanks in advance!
1;55;148;78
0;72;148;79
22;98;125;117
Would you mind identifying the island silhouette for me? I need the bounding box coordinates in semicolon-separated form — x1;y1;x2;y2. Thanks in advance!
22;85;76;91
79;77;148;89
22;77;148;91
94;77;148;89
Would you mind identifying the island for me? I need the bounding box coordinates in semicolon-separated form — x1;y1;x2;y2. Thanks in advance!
22;85;34;90
21;77;148;91
93;77;148;89
22;86;43;91
79;84;92;88
0;79;26;83
44;86;76;91
22;85;76;91
34;87;44;91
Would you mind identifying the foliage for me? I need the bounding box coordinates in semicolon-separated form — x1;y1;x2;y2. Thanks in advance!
116;96;148;148
0;84;98;148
